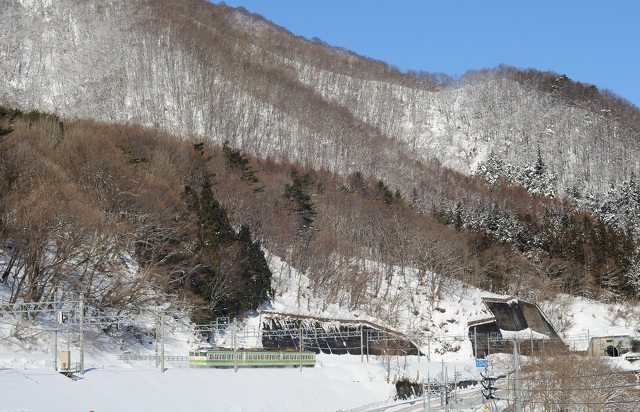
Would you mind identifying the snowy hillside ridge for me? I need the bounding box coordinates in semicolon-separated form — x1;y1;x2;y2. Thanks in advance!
476;151;640;241
266;251;492;334
1;0;639;200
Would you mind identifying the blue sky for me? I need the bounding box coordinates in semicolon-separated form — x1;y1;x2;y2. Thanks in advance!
217;0;640;108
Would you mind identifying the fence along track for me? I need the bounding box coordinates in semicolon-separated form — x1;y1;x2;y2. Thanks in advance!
2;299;638;358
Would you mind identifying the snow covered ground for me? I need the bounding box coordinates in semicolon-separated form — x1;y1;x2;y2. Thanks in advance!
0;352;486;412
1;250;639;411
0;360;389;412
540;294;640;351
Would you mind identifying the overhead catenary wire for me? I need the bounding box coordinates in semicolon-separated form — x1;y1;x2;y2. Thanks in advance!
496;368;639;381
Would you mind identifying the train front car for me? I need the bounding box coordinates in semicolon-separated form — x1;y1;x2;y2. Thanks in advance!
188;349;316;368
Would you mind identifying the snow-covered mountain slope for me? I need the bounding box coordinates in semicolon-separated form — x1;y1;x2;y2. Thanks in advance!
266;252;491;346
1;0;639;198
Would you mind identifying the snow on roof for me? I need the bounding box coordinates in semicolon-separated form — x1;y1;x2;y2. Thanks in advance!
499;328;551;340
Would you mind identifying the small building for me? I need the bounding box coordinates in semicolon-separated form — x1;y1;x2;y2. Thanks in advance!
587;335;640;357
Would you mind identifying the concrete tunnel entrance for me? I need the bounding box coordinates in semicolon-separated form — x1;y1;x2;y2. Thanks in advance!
606;346;620;357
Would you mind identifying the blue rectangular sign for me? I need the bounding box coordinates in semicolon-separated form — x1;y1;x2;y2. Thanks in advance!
475;359;487;368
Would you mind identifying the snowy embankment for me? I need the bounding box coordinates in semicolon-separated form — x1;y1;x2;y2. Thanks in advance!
541;294;640;351
0;358;392;412
264;251;493;361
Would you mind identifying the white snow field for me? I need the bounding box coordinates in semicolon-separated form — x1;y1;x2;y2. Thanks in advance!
0;353;486;412
0;361;389;412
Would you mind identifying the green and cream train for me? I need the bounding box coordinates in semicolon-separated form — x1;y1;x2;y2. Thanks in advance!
188;348;316;368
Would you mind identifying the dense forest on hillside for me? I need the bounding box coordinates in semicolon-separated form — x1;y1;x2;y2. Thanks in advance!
0;108;272;321
1;108;638;324
3;0;640;202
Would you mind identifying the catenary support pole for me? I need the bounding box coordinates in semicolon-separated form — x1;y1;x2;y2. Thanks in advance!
453;365;457;402
513;339;522;412
79;294;84;374
530;330;533;357
54;328;58;372
474;327;477;358
366;330;369;363
53;292;58;372
427;370;431;412
487;334;490;356
155;321;158;368
441;360;445;408
67;313;71;352
233;319;238;373
360;325;363;363
161;313;165;373
444;364;449;412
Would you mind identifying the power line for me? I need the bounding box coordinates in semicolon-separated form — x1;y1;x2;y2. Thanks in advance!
515;383;640;392
498;368;639;381
526;400;640;405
